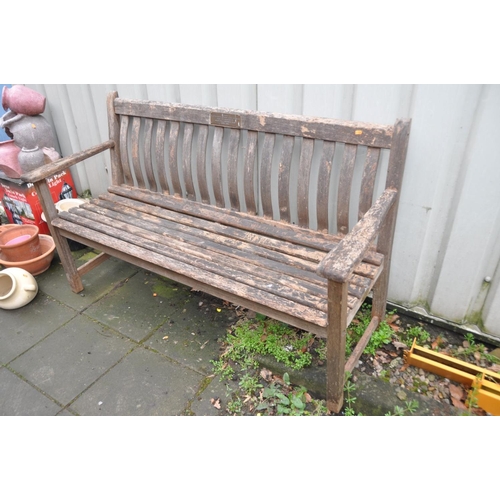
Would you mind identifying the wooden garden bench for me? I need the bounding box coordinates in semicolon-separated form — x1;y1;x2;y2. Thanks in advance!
21;92;411;413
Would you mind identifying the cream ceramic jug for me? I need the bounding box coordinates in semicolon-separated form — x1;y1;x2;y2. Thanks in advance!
0;267;38;309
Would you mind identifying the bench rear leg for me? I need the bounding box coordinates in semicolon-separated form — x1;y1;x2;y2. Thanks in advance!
326;280;348;413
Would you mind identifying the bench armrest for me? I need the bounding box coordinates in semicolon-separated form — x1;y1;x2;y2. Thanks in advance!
317;188;398;282
20;140;115;184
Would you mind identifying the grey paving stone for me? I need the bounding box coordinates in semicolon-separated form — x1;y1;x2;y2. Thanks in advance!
83;270;194;342
0;367;63;416
0;292;77;365
69;346;204;416
189;375;240;416
36;252;139;311
8;315;134;406
146;291;236;375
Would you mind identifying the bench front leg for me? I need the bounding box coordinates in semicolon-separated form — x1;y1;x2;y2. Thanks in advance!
326;279;348;414
33;180;83;293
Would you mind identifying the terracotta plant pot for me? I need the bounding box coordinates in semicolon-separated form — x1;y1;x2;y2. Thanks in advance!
0;234;55;276
2;85;46;116
0;224;42;262
0;267;38;309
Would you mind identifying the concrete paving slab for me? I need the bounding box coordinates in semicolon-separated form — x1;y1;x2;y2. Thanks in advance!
36;252;139;311
188;375;240;416
83;271;195;342
0;367;63;416
8;315;134;406
145;290;236;375
0;292;77;365
69;346;205;416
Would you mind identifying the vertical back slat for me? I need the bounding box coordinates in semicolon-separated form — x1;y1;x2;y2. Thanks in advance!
260;133;276;218
155;120;169;192
337;144;358;234
119;115;133;185
278;135;294;222
316;140;336;231
211;127;224;207
297;138;314;227
197;125;210;203
143;118;157;191
183;123;195;199
227;128;241;210
358;147;380;218
131;117;145;189
244;130;258;214
169;121;181;196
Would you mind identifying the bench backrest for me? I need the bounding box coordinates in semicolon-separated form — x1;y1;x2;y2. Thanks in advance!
108;92;411;235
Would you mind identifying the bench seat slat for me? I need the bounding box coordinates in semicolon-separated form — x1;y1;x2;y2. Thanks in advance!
53;215;329;327
108;184;384;267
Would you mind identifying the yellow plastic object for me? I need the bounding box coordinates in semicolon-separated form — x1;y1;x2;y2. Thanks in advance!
404;339;500;415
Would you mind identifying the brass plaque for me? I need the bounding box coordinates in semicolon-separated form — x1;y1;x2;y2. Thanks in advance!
210;112;241;128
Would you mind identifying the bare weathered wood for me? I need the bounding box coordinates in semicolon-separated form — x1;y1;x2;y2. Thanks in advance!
32;180;83;293
227;128;241;210
107;91;123;186
316;141;336;231
260;133;275;218
155;120;169;192
143;118;157;191
344;316;380;374
169;121;181;196
372;119;412;320
318;188;397;282
327;280;348;413
297;138;314;227
197;125;210;203
115;99;394;148
211;127;224;207
244;130;258;214
119;115;133;185
33;92;411;414
359;147;380;218
182;123;195;199
278;135;294;222
131;117;145;188
20;140;115;184
77;252;110;276
337;144;357;234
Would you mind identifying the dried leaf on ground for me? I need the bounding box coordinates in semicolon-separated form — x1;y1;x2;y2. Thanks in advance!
260;367;273;382
451;397;468;410
393;341;408;350
449;384;465;401
210;398;221;410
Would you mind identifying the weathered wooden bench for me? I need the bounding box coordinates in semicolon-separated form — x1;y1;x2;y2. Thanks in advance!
21;92;411;413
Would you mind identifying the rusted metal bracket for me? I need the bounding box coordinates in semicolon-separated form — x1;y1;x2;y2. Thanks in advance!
404;339;500;415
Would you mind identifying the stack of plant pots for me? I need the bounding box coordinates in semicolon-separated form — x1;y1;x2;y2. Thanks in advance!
0;224;55;275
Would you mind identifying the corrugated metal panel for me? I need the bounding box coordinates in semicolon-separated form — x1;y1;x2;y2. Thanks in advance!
20;84;500;339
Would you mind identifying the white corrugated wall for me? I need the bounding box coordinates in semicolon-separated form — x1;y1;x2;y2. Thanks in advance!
22;84;500;340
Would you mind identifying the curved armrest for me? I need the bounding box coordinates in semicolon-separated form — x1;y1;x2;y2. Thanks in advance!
20;140;115;184
317;188;398;282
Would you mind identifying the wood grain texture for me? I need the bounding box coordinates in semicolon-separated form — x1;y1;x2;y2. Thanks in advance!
196;125;210;203
337;144;357;234
182;123;195;199
316;141;336;231
115;99;393;148
131;117;145;188
155;120;169;192
297;138;314;227
278;135;294;222
260;133;276;218
244;130;258;214
211;126;224;207
169;121;181;196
